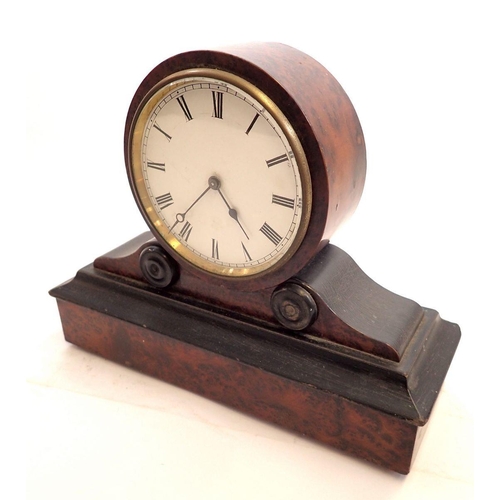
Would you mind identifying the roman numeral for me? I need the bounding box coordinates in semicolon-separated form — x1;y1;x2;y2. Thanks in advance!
153;123;172;141
272;194;295;209
241;242;252;262
179;221;193;241
177;95;193;121
245;113;259;134
260;222;282;246
266;153;288;168
147;161;165;171
211;238;219;259
155;192;174;210
212;91;223;119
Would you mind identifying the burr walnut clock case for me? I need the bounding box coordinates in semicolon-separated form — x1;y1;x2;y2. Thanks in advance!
50;42;460;474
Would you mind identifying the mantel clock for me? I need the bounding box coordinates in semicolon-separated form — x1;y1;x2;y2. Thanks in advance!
50;43;460;474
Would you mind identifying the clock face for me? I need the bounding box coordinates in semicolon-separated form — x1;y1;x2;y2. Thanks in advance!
130;69;311;278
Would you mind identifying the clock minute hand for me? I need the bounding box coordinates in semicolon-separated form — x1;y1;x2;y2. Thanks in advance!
172;183;212;229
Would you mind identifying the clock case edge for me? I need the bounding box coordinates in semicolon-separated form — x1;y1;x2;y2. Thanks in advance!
49;233;460;475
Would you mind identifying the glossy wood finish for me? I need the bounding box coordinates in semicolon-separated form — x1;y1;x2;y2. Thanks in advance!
94;232;441;361
50;253;460;474
54;300;420;474
124;42;366;290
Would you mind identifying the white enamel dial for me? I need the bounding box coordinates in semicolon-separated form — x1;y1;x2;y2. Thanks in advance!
130;69;311;277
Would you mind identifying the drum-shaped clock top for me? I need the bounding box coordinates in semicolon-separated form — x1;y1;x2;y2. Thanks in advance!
126;43;366;289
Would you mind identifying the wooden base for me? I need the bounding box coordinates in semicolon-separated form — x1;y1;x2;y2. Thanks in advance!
49;237;460;474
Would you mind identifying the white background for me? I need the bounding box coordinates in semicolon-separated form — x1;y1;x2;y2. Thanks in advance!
13;0;498;498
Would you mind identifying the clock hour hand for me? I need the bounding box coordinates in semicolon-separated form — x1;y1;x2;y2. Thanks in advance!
210;176;249;240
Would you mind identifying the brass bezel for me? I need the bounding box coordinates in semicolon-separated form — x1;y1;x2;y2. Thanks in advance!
130;68;312;278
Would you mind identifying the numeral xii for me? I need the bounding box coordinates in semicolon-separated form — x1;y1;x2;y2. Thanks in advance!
212;91;223;119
